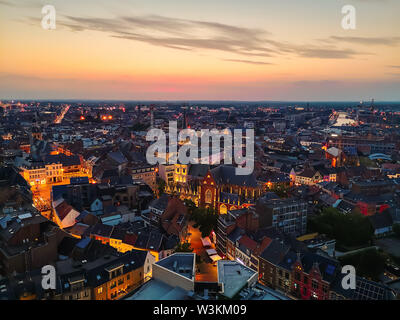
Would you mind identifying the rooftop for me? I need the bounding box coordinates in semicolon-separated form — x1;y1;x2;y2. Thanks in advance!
125;279;190;300
217;260;258;299
156;253;196;280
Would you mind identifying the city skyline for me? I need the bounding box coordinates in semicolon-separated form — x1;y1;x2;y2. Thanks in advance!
0;0;399;100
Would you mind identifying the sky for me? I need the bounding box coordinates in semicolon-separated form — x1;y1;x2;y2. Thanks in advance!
0;0;399;101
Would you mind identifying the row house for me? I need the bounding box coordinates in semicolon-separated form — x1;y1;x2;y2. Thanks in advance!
88;222;167;262
216;208;259;257
257;241;382;300
54;249;152;300
235;235;272;271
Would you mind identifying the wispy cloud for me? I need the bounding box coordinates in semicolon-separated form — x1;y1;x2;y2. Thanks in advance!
0;0;42;8
47;14;369;61
223;59;274;65
59;15;276;58
296;47;363;59
330;36;400;46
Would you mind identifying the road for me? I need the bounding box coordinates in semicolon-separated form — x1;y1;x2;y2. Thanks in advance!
187;222;218;282
54;105;70;124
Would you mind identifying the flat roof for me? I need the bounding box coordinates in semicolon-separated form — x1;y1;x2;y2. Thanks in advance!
217;260;257;299
156;253;195;280
125;279;189;300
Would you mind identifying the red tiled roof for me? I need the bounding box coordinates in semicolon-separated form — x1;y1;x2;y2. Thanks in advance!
161;197;188;237
55;200;73;220
124;233;138;246
238;235;258;252
254;237;273;256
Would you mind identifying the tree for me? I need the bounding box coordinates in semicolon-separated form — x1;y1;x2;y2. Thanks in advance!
190;207;218;238
174;241;193;253
156;178;166;196
339;248;386;281
308;207;373;249
184;199;197;216
271;184;290;198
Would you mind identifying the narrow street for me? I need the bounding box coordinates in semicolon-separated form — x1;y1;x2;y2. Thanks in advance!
54;105;70;124
187;222;218;282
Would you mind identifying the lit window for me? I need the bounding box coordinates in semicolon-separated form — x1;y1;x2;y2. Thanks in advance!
205;189;212;204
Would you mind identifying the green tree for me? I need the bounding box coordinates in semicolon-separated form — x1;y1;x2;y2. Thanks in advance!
271;184;290;198
174;241;193;253
339;248;386;281
156;178;166;196
190;207;218;237
308;207;373;249
184;199;197;216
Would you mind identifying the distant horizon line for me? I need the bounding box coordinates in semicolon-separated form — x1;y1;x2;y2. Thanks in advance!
2;98;400;104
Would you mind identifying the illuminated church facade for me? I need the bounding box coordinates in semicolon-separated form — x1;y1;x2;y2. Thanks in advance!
199;165;263;214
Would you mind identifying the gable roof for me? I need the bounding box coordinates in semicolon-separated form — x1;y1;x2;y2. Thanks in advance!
259;239;290;265
54;200;74;221
210;165;258;188
44;154;81;167
107;151;128;165
188;164;210;178
299;252;340;283
298;168;318;178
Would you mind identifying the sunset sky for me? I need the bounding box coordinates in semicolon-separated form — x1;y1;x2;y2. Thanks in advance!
0;0;399;101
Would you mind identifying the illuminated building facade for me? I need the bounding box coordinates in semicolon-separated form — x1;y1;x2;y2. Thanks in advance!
174;163;189;183
131;165;157;192
199;165;262;214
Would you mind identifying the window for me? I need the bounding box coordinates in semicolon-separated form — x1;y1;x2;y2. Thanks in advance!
312;280;318;290
98;287;103;294
295;272;301;281
205;189;212;204
220;204;227;214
